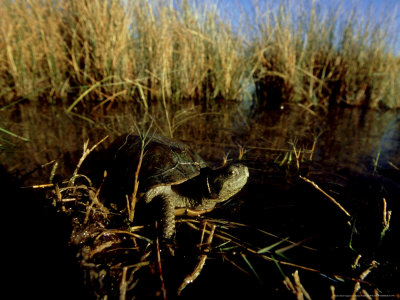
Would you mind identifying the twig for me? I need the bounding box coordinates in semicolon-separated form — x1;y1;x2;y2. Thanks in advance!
27;183;57;188
180;219;370;287
284;270;311;300
299;176;351;217
237;144;247;160
83;189;108;225
94;228;150;243
330;285;336;300
199;221;207;245
309;135;319;161
69;136;109;187
350;261;379;299
177;224;216;295
352;254;362;269
381;198;392;240
128;136;145;222
49;161;58;183
388;161;399;170
293;270;311;300
128;126;153;222
156;235;167;300
289;138;301;169
220;254;251;276
119;267;128;300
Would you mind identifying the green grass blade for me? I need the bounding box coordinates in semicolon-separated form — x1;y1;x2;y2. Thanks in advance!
241;253;263;284
0;127;30;142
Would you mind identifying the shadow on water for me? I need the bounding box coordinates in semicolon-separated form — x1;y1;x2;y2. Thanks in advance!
2;103;400;298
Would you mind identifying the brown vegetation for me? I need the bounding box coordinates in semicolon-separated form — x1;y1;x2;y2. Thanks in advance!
0;0;399;110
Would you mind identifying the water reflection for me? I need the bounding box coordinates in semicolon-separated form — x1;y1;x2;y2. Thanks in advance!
230;105;400;297
241;105;400;171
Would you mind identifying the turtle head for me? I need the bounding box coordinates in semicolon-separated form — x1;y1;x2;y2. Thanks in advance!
206;163;249;202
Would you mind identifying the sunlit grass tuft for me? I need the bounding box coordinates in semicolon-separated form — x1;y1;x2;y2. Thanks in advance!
0;0;249;109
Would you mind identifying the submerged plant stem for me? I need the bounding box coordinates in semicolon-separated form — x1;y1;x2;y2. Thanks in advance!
177;224;216;295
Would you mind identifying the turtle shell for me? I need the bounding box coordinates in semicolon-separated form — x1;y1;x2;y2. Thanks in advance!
105;134;207;193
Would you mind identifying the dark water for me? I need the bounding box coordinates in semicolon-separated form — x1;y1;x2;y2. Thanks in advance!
2;104;400;298
225;105;400;298
240;105;400;167
178;104;400;298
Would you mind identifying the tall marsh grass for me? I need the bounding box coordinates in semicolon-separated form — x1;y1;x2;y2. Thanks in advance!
252;1;400;108
0;0;399;109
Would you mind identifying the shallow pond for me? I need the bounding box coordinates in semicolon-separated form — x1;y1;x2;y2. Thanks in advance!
2;103;400;299
178;105;400;298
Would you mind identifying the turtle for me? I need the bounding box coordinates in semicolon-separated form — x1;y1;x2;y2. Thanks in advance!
101;133;249;239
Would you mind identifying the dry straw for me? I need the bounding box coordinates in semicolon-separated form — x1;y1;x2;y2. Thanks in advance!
0;0;398;109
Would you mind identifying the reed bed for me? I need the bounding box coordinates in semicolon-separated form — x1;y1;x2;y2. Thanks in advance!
0;0;399;111
251;1;400;108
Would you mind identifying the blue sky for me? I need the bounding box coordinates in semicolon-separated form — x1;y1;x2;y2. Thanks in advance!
211;0;400;52
219;0;400;26
222;0;400;19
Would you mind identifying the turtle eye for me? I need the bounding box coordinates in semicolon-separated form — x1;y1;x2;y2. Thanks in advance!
228;168;237;176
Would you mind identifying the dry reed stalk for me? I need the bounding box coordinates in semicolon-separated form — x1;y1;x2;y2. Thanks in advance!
127;128;153;222
127;136;145;223
252;0;400;107
330;285;336;300
119;266;128;300
299;175;351;218
69;136;109;186
380;197;392;240
1;0;399;108
283;270;312;300
350;260;379;299
155;235;167;300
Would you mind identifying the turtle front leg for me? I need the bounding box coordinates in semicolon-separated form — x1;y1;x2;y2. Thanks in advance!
158;195;176;240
